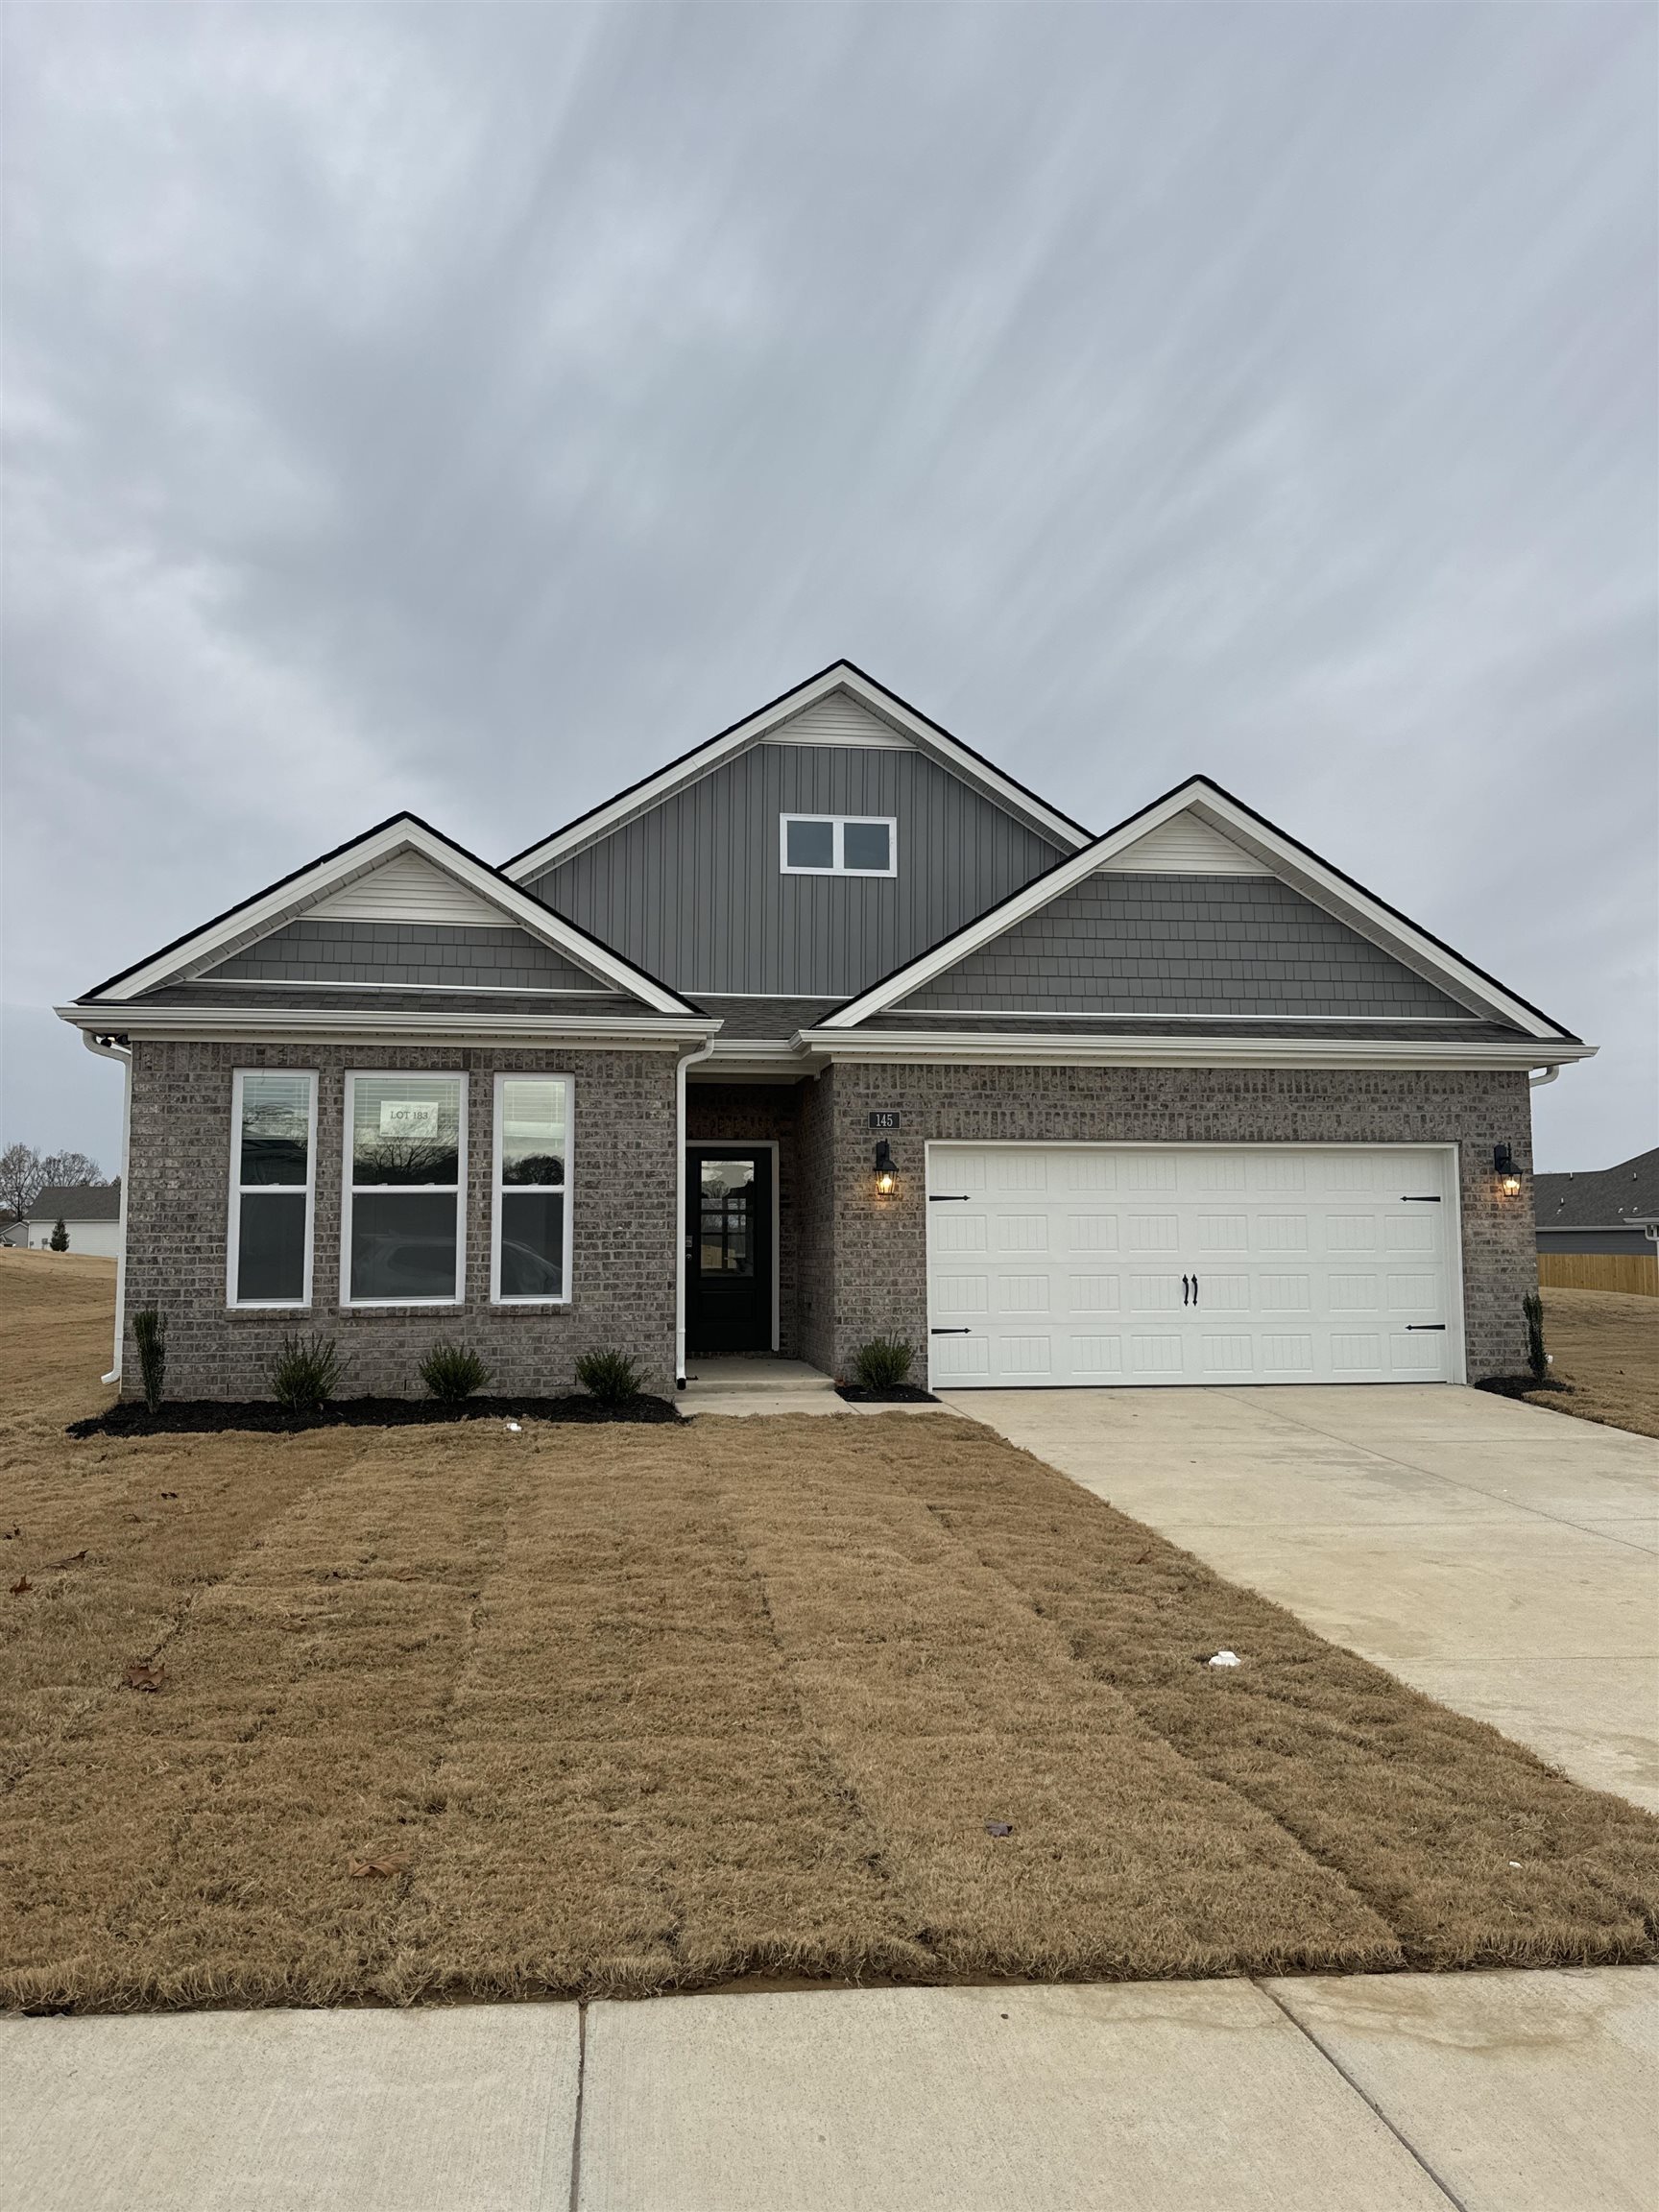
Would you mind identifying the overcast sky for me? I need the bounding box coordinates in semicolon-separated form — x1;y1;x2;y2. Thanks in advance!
4;4;1653;1172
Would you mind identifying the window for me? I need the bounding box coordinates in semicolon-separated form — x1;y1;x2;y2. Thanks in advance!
492;1074;570;1303
343;1071;465;1305
780;814;898;877
699;1158;755;1275
228;1070;316;1307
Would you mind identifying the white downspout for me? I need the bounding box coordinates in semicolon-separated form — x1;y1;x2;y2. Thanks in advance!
83;1031;132;1386
674;1036;717;1387
1528;1066;1560;1089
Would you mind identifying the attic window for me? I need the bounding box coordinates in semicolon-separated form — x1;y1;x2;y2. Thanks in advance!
781;815;897;878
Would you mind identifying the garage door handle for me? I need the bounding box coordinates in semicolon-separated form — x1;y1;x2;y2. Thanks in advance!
1406;1324;1447;1331
930;1327;972;1335
928;1194;971;1203
1182;1274;1190;1304
1401;1195;1442;1203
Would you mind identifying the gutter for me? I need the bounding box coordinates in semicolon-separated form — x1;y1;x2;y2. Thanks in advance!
791;1029;1599;1072
81;1031;131;1386
55;1005;720;1047
674;1036;718;1387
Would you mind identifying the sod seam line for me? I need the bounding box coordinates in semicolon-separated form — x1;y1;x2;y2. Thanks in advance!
1256;1981;1472;2212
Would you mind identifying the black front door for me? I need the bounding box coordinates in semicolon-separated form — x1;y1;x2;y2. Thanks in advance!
685;1147;773;1356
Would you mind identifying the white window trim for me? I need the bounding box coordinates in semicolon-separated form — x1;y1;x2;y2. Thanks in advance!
227;1069;318;1310
341;1069;468;1309
780;814;899;878
491;1071;574;1307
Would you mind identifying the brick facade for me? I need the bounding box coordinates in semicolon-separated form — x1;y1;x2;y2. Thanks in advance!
805;1061;1536;1384
123;1040;680;1400
122;1041;1537;1400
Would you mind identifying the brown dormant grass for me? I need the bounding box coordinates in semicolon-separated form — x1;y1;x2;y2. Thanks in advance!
1532;1287;1659;1439
2;1253;1655;2011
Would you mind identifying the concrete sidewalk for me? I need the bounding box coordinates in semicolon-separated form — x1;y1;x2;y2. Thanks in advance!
3;1969;1654;2211
949;1382;1659;1813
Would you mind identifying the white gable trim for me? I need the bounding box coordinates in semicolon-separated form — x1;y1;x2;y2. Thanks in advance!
306;851;514;926
1099;813;1270;877
500;663;1088;878
821;783;1571;1042
85;818;692;1014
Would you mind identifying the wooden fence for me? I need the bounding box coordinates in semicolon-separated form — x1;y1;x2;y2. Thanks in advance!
1537;1251;1658;1297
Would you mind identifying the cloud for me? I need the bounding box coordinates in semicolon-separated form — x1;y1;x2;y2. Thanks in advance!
3;3;1652;1166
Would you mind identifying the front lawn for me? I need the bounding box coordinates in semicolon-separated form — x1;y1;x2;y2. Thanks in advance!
2;1253;1655;2010
1533;1286;1659;1439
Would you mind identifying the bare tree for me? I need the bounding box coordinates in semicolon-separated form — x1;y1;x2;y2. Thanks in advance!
38;1150;104;1191
0;1144;104;1220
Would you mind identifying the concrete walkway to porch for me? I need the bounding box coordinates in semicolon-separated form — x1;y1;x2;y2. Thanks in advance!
680;1356;947;1417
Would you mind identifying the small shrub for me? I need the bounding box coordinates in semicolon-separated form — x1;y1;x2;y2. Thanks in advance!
270;1332;346;1415
132;1308;167;1413
574;1346;643;1406
1523;1289;1548;1383
851;1336;915;1391
48;1217;69;1252
420;1341;493;1403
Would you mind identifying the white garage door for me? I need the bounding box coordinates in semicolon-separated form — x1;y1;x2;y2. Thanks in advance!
926;1144;1460;1389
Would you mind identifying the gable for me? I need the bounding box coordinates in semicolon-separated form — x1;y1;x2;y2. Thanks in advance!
823;776;1576;1042
76;814;696;1016
522;737;1065;998
501;663;1090;881
894;871;1476;1019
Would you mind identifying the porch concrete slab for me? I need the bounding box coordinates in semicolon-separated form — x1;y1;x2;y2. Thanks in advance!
1264;1966;1659;2212
0;2004;580;2212
577;1981;1446;2212
685;1393;856;1418
953;1384;1659;1809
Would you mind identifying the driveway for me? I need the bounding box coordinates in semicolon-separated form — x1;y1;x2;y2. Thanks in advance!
949;1383;1659;1813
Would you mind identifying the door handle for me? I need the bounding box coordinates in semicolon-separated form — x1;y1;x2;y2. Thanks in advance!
1182;1274;1190;1305
1191;1274;1199;1308
930;1327;972;1336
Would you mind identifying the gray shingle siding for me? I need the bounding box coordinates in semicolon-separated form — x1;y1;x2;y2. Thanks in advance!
203;920;605;992
525;742;1064;998
899;875;1478;1018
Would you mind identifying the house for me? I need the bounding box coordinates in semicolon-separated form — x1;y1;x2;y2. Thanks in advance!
56;663;1593;1401
1534;1146;1659;1295
7;1182;123;1258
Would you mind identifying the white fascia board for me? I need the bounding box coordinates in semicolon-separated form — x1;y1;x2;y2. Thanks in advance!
823;781;1571;1042
56;1002;720;1048
85;819;691;1016
501;664;1089;879
795;1027;1597;1071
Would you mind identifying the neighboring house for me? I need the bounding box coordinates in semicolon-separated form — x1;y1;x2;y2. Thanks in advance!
56;662;1592;1401
1534;1148;1659;1258
9;1182;123;1257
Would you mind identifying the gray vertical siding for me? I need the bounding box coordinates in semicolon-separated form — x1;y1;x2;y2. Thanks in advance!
524;743;1064;998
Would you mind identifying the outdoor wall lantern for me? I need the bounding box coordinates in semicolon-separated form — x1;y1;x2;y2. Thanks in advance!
1493;1143;1522;1198
874;1140;898;1196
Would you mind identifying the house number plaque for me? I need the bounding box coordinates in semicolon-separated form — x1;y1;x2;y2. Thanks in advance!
868;1112;901;1131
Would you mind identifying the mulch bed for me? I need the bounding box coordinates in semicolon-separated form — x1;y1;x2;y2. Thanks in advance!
66;1394;682;1439
835;1382;938;1404
1475;1375;1572;1402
